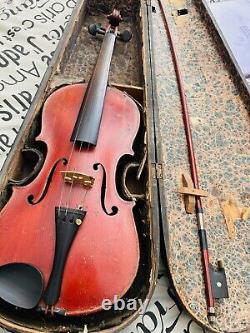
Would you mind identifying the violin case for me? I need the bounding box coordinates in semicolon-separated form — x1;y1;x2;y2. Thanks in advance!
0;0;159;332
0;0;249;332
155;1;249;333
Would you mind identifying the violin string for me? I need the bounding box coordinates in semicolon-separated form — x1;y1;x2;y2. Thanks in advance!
58;32;108;214
57;90;91;214
58;141;78;213
58;25;114;215
65;142;83;213
64;167;75;215
64;142;91;215
77;142;93;210
57;40;104;213
80;188;89;209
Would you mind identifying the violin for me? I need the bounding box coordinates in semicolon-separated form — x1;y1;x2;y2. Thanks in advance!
0;10;140;315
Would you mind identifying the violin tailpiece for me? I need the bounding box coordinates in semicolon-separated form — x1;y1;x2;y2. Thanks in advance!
43;207;86;308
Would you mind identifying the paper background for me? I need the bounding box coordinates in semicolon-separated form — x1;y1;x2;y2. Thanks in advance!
204;0;250;85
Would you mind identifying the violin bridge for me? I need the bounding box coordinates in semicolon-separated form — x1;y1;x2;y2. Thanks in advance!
61;171;95;188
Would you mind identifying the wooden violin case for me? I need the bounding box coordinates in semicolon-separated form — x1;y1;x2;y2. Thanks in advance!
0;0;159;332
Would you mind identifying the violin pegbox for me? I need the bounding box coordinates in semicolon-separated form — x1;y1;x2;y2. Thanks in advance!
88;9;132;42
107;9;122;28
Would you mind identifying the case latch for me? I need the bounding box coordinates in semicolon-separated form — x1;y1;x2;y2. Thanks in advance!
152;163;163;179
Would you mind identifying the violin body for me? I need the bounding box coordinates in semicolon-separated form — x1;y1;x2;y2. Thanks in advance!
0;84;140;315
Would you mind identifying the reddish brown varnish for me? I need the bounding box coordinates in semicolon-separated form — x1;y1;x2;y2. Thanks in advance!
0;84;140;315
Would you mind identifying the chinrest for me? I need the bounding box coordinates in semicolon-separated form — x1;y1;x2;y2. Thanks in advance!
0;263;43;309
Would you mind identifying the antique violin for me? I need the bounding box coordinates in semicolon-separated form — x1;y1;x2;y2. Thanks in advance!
0;10;140;315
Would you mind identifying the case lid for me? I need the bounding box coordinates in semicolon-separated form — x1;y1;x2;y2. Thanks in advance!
149;0;250;332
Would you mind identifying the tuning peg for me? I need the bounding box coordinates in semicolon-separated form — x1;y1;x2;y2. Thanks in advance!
88;24;105;36
118;30;132;42
88;24;132;43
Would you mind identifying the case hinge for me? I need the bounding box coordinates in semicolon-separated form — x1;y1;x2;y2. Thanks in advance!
152;163;163;179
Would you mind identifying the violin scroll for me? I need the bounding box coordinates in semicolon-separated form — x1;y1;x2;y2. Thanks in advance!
107;9;122;28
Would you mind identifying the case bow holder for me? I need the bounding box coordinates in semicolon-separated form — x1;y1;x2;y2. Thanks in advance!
178;172;209;214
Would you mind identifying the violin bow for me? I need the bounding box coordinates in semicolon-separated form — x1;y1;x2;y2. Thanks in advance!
157;0;229;321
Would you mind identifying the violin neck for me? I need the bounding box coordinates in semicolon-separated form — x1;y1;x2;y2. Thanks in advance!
71;32;116;146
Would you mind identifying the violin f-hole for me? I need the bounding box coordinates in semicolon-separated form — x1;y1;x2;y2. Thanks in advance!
28;158;67;205
93;163;118;216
